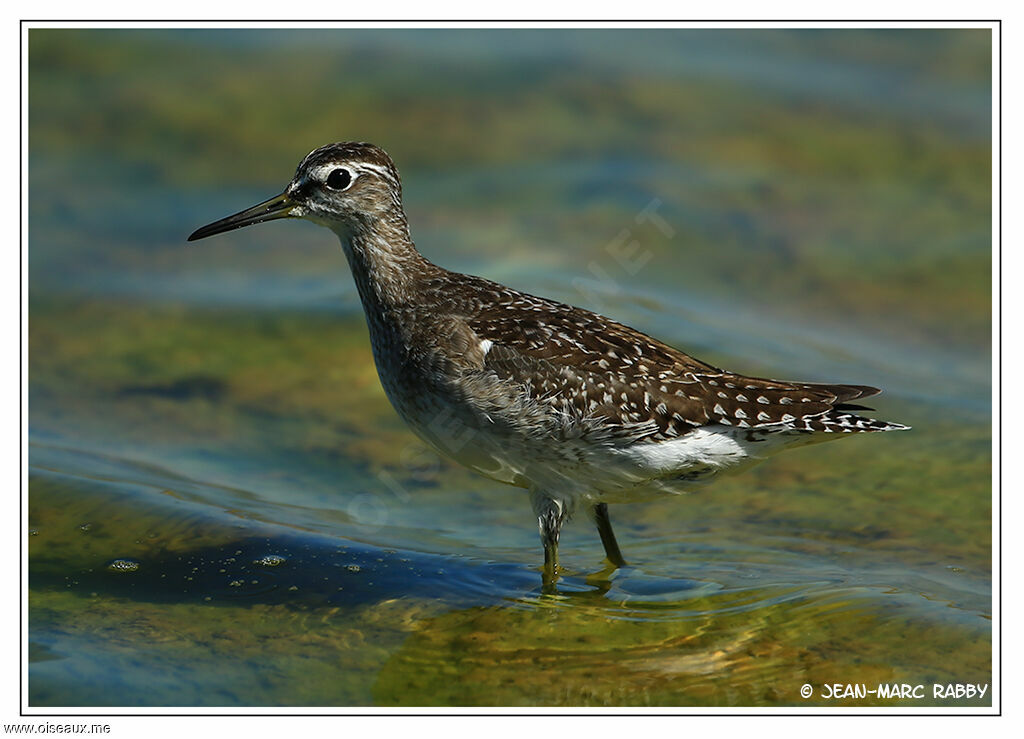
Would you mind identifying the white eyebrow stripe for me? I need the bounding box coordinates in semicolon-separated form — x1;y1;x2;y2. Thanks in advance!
354;162;400;184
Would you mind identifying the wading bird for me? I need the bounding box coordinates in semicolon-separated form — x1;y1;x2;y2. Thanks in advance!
189;142;907;586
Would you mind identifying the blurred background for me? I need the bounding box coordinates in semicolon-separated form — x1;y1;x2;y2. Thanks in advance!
28;28;991;707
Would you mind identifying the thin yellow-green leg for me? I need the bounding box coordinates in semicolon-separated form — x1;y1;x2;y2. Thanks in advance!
593;502;626;567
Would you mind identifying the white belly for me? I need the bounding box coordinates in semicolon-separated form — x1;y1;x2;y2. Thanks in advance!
590;425;790;502
406;401;795;505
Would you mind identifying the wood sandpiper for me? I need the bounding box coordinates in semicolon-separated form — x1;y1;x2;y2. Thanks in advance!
188;142;909;586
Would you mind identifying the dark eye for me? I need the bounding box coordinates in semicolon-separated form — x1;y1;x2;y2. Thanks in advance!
326;168;352;190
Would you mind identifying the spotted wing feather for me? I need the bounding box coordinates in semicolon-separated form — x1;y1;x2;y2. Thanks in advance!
440;274;893;440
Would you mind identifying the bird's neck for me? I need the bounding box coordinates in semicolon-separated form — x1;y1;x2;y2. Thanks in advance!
332;213;435;316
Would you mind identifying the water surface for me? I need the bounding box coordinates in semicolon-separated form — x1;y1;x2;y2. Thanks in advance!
27;28;992;708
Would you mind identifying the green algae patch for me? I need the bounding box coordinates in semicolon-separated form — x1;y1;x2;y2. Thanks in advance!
374;587;991;707
29;297;418;475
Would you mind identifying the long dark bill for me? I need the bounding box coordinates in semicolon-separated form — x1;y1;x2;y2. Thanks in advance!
187;191;296;242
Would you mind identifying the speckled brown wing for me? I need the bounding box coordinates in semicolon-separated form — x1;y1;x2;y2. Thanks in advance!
686;374;880;433
452;275;882;440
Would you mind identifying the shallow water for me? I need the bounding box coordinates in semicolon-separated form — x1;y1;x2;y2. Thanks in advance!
27;28;992;708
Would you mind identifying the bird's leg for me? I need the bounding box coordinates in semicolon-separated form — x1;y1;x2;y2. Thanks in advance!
542;535;559;590
533;494;567;591
592;502;627;568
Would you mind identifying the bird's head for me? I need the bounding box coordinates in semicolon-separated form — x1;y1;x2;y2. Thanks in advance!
188;142;404;242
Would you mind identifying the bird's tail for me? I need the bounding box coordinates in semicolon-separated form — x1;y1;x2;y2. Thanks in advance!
807;411;910;433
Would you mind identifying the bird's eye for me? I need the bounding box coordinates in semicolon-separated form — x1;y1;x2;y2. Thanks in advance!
325;168;353;190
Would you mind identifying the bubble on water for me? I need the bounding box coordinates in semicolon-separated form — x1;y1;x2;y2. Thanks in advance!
254;554;287;567
346;564;361;573
107;558;140;573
